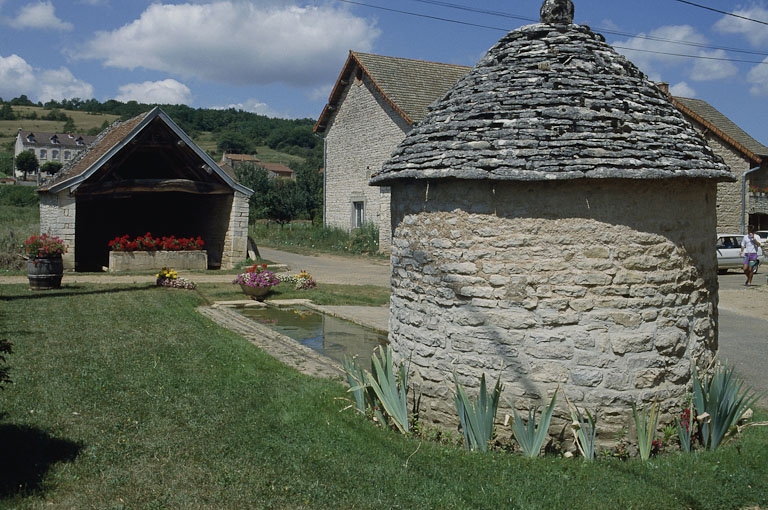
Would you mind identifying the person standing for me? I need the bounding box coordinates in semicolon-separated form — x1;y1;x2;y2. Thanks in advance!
740;225;762;286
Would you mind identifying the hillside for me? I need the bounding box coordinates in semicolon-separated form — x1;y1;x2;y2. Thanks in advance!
0;106;120;150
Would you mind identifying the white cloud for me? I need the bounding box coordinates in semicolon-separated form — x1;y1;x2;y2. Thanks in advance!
8;1;73;31
690;49;738;81
613;25;706;70
669;81;696;98
212;98;282;117
37;68;94;101
612;25;740;83
0;53;93;102
115;79;192;105
714;6;768;47
0;54;36;97
747;58;768;96
78;2;379;87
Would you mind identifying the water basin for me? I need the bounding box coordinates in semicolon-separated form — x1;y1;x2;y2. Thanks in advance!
238;305;388;366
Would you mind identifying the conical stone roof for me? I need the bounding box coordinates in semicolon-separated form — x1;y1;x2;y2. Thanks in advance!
370;16;733;185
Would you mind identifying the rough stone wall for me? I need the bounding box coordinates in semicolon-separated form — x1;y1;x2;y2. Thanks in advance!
39;191;76;270
388;179;719;438
324;74;407;249
687;119;764;233
221;191;250;269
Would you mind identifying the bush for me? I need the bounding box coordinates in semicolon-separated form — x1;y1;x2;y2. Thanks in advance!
0;186;38;207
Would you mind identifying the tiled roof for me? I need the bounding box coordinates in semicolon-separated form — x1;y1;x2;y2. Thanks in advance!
18;131;97;149
315;51;471;132
37;113;149;191
371;24;732;185
672;96;767;164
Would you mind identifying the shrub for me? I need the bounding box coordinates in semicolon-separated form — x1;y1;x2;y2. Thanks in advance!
453;372;502;452
508;389;558;458
692;363;760;450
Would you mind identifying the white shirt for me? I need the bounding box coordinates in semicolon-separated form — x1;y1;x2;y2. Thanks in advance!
741;234;762;255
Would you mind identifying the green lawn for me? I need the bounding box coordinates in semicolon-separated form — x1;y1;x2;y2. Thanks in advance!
0;282;766;508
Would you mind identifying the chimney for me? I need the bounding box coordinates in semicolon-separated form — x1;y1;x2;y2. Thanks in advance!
656;82;671;97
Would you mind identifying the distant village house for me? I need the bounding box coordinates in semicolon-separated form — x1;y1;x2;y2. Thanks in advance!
219;152;294;180
15;129;97;178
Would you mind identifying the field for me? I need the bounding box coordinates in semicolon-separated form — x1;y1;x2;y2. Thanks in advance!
0;106;120;149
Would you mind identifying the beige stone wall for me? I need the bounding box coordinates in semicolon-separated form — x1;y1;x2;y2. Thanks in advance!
323;74;407;250
221;191;250;269
39;191;76;270
388;179;719;438
688;119;768;233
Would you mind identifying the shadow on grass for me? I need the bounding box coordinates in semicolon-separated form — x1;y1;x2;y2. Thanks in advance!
0;423;82;498
0;284;155;302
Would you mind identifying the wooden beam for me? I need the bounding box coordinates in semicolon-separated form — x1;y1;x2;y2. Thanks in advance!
76;178;232;196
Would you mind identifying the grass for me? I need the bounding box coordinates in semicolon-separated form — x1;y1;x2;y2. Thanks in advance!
0;186;39;272
198;280;390;306
0;282;767;508
251;221;384;258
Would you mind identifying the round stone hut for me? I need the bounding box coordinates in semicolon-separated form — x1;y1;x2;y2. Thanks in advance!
370;0;734;435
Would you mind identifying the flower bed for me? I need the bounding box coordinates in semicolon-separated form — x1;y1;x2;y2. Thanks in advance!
109;232;204;252
108;232;207;272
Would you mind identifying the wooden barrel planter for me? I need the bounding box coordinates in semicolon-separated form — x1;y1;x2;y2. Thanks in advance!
28;256;64;290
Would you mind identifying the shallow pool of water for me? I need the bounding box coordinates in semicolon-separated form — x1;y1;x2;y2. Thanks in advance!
238;306;387;366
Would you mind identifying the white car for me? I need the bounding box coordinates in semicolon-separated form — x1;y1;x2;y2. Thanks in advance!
716;234;765;274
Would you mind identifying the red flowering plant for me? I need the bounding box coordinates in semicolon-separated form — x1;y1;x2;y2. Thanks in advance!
232;263;280;288
108;232;205;252
24;233;68;258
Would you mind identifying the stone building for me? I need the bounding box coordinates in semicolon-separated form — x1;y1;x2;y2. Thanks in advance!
318;63;765;251
370;2;733;435
667;93;768;233
15;129;96;178
37;107;252;271
314;51;470;246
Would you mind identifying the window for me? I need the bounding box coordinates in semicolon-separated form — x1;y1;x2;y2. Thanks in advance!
353;201;365;228
64;151;71;160
52;150;59;160
39;149;47;160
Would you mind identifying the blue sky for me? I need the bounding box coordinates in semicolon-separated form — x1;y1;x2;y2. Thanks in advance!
0;0;766;145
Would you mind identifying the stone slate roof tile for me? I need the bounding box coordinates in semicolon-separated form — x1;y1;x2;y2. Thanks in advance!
315;51;471;132
672;96;768;164
371;24;734;185
37;112;149;191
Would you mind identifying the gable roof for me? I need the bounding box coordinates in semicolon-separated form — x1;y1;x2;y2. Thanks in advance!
671;96;767;165
314;51;471;133
38;107;252;196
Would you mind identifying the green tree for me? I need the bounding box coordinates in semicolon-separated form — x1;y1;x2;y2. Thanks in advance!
0;102;14;120
266;178;300;225
235;163;271;221
40;161;63;175
294;158;323;223
15;151;38;180
0;153;13;177
217;130;253;154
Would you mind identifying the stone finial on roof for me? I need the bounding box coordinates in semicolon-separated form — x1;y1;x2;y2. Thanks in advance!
540;0;574;24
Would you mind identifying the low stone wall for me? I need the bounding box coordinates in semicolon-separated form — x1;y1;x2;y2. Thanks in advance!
109;251;208;272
